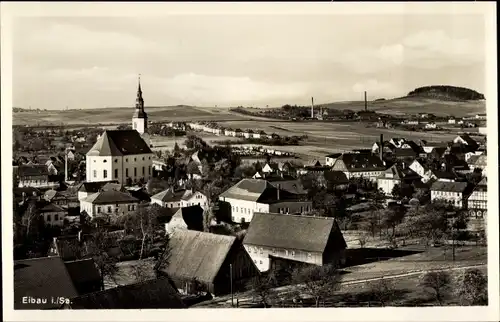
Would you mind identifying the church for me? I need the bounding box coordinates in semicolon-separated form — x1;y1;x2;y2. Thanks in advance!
85;77;154;185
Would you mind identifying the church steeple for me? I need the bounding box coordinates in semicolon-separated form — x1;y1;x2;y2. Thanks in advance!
132;74;148;134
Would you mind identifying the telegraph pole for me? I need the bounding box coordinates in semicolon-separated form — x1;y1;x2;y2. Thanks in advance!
230;263;234;307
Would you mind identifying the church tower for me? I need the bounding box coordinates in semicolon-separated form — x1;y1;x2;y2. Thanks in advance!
132;75;148;135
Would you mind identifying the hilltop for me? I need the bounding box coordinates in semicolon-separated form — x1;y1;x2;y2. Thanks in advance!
406;85;485;101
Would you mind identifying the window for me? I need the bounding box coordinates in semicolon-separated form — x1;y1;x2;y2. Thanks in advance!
97;207;101;213
142;167;145;175
108;206;112;213
47;214;51;222
125;168;129;177
55;214;59;221
149;156;151;160
134;168;137;176
103;159;107;163
259;260;263;264
115;159;118;163
260;248;263;254
307;253;312;258
103;170;107;178
134;158;137;162
148;166;151;175
285;250;289;256
291;250;295;257
115;169;118;178
142;157;145;161
126;158;128;162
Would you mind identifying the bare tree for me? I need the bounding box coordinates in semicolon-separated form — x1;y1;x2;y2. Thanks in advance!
455;269;488;305
369;278;396;306
22;201;39;239
247;273;276;308
291;264;342;307
420;271;451;305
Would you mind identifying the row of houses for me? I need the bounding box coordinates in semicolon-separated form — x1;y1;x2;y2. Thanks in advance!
188;121;269;139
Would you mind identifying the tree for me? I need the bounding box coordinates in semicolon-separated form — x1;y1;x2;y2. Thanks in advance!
82;227;119;288
247;274;276;308
391;183;414;200
420;271;451;305
455;269;488;305
291;264;342;307
21;201;41;241
362;210;382;238
369;278;396;306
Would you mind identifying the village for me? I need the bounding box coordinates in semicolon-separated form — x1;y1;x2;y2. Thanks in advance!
12;79;488;310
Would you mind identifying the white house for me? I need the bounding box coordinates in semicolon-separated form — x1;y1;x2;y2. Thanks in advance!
409;160;433;183
325;153;342;167
38;203;66;227
86;130;154;185
180;190;208;209
331;153;385;182
77;181;123;201
15;165;57;189
430;181;471;209
219;179;312;224
448;118;456;124
150;188;186;208
467;178;487;217
425;122;437;129
80;190;140;218
243;213;347;272
377;164;421;196
453;134;479;148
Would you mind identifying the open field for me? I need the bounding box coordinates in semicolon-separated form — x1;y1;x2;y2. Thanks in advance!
12;96;486;127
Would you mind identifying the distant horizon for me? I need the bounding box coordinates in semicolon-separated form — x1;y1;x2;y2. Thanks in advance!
11;84;486;111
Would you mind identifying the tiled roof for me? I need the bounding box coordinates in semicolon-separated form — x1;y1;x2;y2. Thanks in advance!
17;165;48;177
337;153;385;172
323;170;349;184
78;180;121;193
379;164;420;180
14;257;78;309
431;181;469;193
219;179;305;203
151;188;186;202
244;213;346;253
161;230;236;284
86;130;153;157
68;277;185;309
39;203;66;213
81;190;139;205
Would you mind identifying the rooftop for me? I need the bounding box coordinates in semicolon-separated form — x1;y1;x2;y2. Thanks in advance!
81;190;139;205
86;130;153;157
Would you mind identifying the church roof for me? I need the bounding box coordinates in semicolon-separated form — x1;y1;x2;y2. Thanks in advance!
86;130;153;156
133;109;148;118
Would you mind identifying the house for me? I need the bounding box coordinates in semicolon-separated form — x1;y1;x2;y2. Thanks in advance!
38;203;66;226
323;170;349;190
150;188;192;209
67;150;76;161
425;122;437;129
77;180;122;201
478;127;487;135
224;128;236;137
14;187;41;205
468;154;487;177
432;170;459;182
64;259;103;295
262;162;280;174
391;148;418;161
467;178;487;218
180;190;208;209
158;230;259;296
243;213;347;272
86;130;154;185
409;159;434;183
43;189;68;207
389;138;406;148
165;205;205;234
264;173;307;194
331;153;385;182
15;165;55;189
475;113;487;120
80;190;139;218
448;118;456;124
430;181;471;209
219;179;312;224
453;134;479;150
422;142;446;154
377;164;421;196
278;161;297;174
14;257;78;309
64;277;185;309
325;153;342;167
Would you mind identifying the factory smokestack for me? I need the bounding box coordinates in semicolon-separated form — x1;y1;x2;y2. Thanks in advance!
311;97;314;118
364;91;367;111
379;134;384;161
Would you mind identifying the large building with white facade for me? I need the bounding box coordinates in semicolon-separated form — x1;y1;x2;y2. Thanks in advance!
85;77;153;185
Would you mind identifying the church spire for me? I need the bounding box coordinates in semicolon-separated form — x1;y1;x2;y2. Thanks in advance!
132;74;148;134
135;74;144;110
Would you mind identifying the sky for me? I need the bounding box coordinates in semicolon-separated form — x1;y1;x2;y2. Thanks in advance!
12;14;486;110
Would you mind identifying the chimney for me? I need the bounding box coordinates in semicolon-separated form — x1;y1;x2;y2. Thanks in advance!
311;97;314;118
364;91;367;111
379;134;384;161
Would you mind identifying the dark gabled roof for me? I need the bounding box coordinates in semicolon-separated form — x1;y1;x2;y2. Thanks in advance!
86;130;153;156
14;187;41;198
78;180;120;193
380;164;420;180
456;133;478;147
172;205;204;231
337;153;385;172
433;170;457;180
219;179;306;203
393;148;418;157
64;258;101;287
323;170;349;184
430;181;469;193
81;190;139;205
17;165;48;177
14;257;78;309
244;213;347;253
472;177;487;192
68;277;185;309
151;188;186;202
162;230;236;284
39;203;66;213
